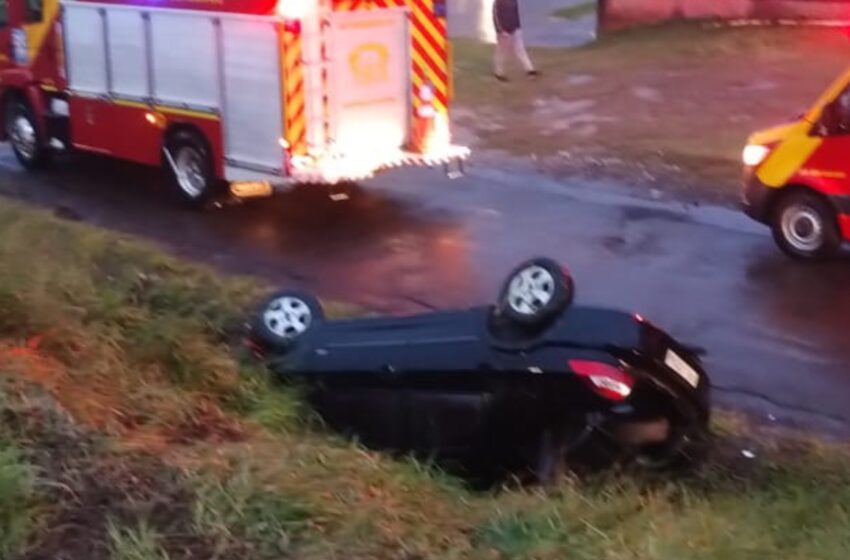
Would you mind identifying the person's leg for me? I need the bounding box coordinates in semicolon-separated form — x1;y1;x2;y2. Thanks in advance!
493;32;510;80
511;29;536;74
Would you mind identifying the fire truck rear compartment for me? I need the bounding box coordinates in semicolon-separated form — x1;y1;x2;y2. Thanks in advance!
58;1;460;187
62;2;285;179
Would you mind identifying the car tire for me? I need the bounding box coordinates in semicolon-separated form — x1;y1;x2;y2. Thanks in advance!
498;258;574;327
164;129;223;208
6;98;50;170
251;291;325;352
771;191;841;260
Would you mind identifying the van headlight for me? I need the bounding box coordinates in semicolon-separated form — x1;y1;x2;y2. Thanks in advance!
742;144;771;167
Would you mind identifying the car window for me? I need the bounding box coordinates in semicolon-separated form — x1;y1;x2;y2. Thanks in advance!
833;89;850;133
26;0;42;22
0;0;8;27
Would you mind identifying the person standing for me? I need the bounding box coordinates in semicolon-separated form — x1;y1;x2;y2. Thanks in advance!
492;0;537;81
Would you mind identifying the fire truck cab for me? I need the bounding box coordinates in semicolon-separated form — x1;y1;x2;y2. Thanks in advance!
0;0;467;206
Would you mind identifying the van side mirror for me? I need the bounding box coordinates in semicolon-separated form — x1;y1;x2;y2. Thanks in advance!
818;99;850;136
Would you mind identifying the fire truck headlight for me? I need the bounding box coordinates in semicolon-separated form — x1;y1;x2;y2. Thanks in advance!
742;144;770;167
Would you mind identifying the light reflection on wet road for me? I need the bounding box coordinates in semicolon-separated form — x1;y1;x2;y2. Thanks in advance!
2;150;850;434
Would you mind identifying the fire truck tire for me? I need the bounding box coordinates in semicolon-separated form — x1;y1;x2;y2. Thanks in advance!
771;190;841;260
5;98;50;170
164;129;222;208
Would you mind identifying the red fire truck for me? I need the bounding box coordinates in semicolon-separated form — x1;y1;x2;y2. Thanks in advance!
0;0;468;205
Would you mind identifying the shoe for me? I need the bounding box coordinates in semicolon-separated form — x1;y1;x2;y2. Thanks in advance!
494;73;509;82
527;70;539;79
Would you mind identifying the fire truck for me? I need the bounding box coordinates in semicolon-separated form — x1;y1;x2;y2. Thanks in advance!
0;0;468;205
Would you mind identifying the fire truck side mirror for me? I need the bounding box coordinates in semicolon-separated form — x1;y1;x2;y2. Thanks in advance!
819;96;850;136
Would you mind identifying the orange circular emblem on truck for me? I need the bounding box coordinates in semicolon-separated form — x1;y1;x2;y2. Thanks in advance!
348;43;390;85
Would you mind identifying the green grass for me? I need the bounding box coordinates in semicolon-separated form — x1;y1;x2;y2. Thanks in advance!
3;197;850;558
0;446;38;558
552;1;596;20
107;520;170;560
192;465;314;558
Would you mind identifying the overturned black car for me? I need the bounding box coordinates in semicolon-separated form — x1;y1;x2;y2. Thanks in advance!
250;258;711;483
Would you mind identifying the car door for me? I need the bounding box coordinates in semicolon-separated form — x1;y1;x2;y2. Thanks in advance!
306;380;407;452
802;86;850;199
404;376;493;462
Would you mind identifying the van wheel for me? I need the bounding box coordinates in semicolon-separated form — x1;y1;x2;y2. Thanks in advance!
164;129;223;207
772;191;841;260
6;98;50;170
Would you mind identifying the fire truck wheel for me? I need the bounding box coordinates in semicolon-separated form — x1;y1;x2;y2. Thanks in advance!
165;129;221;207
6;99;49;170
771;190;841;260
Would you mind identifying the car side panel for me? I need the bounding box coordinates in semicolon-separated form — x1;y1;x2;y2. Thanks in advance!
789;134;850;198
309;386;406;450
406;389;492;458
785;134;850;241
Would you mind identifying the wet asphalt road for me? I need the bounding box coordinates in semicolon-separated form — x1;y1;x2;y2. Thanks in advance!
2;149;850;435
448;0;597;47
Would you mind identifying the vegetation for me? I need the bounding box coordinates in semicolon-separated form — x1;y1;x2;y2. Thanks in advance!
2;197;850;558
552;2;596;21
107;521;170;560
0;446;38;558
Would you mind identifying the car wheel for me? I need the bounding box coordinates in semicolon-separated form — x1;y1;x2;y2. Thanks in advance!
165;129;223;208
251;291;325;351
6;98;50;170
772;191;841;260
498;258;574;327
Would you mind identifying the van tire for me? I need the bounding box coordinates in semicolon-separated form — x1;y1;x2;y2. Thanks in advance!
6;97;50;170
164;129;223;208
771;190;841;260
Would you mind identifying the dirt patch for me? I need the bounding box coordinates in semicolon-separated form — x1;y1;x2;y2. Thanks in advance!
453;25;850;204
1;380;245;560
0;339;247;456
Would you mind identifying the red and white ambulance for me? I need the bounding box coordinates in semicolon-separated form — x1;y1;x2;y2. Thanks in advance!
0;0;468;205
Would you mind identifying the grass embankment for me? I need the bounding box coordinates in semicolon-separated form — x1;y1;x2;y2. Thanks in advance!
3;197;850;558
452;24;850;203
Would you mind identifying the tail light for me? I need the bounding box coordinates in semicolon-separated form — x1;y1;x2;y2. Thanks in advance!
570;360;634;402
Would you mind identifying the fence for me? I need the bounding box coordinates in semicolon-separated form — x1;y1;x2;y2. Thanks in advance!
598;0;850;31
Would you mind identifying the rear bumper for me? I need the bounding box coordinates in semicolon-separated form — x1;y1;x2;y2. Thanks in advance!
633;321;711;426
288;144;471;184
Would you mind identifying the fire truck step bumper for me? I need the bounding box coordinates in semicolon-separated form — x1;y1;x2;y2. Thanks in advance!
227;145;471;200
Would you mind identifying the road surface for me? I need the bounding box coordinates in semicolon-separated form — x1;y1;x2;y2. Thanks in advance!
2;150;850;435
448;0;597;47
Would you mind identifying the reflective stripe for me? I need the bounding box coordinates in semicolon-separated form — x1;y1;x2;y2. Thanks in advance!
756;121;822;188
282;25;307;155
